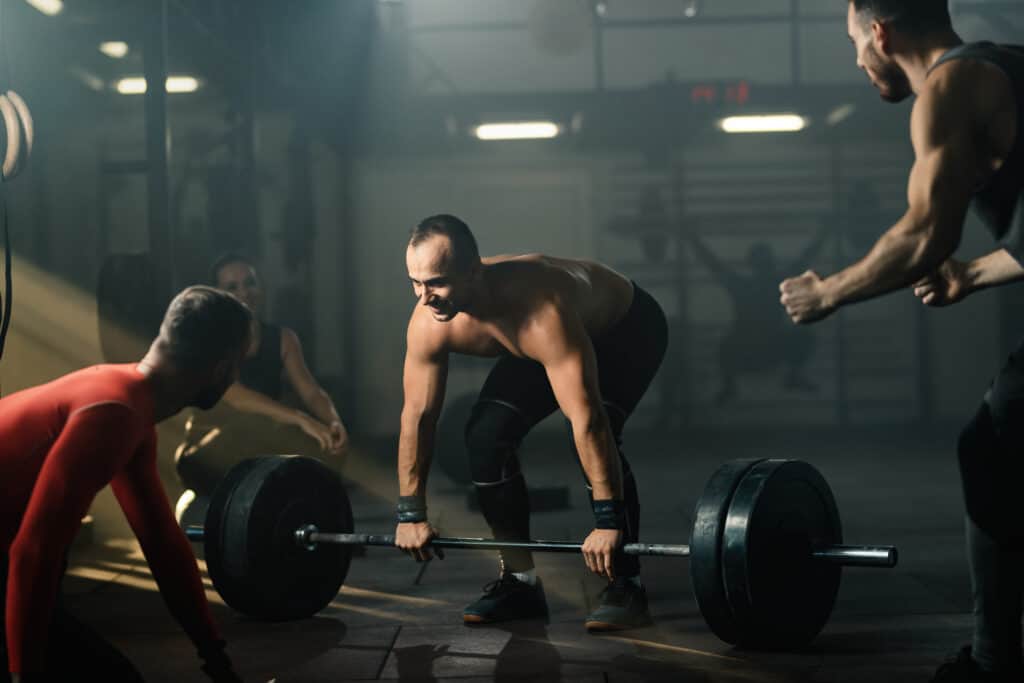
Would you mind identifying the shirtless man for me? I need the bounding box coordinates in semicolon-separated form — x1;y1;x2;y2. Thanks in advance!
393;214;667;631
779;2;1024;680
1;286;249;682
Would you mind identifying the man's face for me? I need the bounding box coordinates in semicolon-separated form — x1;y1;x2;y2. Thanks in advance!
406;236;474;322
216;262;262;312
847;4;912;103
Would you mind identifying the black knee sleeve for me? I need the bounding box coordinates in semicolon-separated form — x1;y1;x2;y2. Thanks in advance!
958;403;1024;547
465;400;530;484
465;400;534;571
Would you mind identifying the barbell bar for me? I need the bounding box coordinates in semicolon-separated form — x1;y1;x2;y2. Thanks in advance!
185;525;894;567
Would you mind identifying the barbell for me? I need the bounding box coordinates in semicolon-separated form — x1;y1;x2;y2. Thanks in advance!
185;454;897;650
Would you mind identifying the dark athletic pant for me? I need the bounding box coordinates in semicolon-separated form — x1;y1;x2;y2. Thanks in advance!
464;284;668;578
0;555;145;682
958;340;1024;673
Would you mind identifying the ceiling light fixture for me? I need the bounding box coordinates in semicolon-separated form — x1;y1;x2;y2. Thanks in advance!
718;114;808;134
473;121;561;141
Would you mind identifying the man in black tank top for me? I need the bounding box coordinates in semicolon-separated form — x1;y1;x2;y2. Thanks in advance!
776;2;1024;681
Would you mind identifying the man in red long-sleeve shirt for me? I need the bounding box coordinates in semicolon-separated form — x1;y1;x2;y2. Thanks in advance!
0;285;251;682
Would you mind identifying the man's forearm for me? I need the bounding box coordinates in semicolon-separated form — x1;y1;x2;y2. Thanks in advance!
397;413;435;497
572;418;623;501
967;249;1024;293
826;216;953;308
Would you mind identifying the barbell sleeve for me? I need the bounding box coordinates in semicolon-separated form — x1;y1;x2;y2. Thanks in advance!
810;544;898;568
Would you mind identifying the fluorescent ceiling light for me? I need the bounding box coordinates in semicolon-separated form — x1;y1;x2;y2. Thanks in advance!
473;121;561;141
115;76;201;95
718;114;808;134
166;76;200;93
826;104;856;126
25;0;62;16
100;42;129;59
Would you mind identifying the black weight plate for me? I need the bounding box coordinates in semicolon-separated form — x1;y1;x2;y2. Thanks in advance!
204;456;270;610
722;459;842;649
205;455;353;620
689;458;764;645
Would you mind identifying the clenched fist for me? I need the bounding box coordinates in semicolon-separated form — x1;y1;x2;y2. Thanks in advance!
779;270;836;324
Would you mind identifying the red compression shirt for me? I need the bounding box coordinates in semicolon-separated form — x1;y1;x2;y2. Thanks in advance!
0;364;220;674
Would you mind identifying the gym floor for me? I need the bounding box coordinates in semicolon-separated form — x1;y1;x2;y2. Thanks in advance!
65;426;971;683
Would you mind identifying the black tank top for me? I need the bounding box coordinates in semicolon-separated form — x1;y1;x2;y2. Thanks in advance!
930;42;1024;241
239;321;284;400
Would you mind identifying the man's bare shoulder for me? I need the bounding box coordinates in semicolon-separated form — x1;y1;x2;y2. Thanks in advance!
405;304;450;357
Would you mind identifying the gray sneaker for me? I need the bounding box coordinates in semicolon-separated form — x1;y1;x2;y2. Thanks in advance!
463;574;549;624
585;577;652;632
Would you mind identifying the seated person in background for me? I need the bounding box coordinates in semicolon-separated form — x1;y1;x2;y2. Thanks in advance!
1;286;248;682
174;253;348;502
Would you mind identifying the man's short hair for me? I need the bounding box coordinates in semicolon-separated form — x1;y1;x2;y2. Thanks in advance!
209;252;256;286
849;0;953;36
409;214;480;273
156;285;252;367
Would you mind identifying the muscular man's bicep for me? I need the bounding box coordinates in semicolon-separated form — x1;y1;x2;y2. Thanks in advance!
905;70;984;251
401;320;448;423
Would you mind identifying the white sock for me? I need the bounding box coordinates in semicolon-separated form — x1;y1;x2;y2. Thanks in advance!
511;569;537;586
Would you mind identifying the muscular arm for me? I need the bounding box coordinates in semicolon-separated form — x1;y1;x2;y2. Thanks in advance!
109;431;221;654
820;66;979;308
397;316;448;498
6;404;146;674
525;304;622;501
281;328;345;429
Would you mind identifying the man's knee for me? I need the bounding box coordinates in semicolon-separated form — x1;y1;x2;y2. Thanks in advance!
465;400;528;484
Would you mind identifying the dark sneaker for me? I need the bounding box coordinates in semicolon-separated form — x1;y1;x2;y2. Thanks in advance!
585;577;652;632
463;574;549;624
930;646;1020;682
